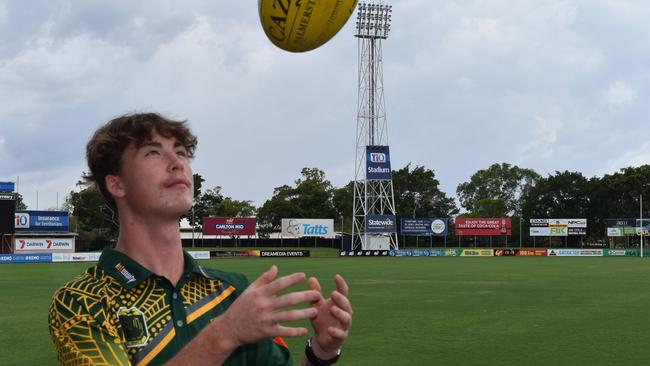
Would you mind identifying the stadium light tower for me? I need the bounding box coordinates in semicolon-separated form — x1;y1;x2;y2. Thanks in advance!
351;1;399;251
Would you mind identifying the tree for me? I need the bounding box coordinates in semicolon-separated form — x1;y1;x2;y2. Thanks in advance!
472;198;508;218
392;163;458;219
589;165;650;239
258;167;337;234
185;174;257;228
521;171;591;219
15;192;27;210
332;182;354;232
192;173;205;201
64;186;119;240
457;163;540;216
190;187;224;227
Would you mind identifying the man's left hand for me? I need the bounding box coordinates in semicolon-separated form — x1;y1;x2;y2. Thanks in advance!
307;274;353;359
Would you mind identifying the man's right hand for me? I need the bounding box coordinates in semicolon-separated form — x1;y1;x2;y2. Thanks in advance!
216;265;320;351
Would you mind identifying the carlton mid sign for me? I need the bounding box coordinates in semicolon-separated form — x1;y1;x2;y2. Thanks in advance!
281;219;334;238
455;218;512;236
203;217;256;236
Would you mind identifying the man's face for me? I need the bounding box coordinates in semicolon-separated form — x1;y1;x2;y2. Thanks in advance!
110;131;193;220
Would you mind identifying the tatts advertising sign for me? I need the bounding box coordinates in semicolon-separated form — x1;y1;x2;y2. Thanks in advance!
455;218;512;236
366;145;392;180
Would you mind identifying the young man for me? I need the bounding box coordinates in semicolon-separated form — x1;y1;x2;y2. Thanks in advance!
49;113;353;365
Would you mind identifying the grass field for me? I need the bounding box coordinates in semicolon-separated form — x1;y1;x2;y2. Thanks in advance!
2;252;650;365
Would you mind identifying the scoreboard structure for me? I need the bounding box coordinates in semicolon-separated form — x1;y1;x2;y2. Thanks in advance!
0;192;16;253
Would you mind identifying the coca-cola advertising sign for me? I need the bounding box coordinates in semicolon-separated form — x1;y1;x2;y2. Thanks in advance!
203;217;257;236
455;218;512;236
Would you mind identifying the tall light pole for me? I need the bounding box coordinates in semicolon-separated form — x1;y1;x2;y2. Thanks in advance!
519;216;523;248
351;1;398;250
191;205;195;248
639;194;643;258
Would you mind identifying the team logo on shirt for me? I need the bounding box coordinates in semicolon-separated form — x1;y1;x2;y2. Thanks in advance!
117;307;150;348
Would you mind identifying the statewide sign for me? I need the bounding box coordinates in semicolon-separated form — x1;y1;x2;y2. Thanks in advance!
14;211;69;232
14;238;74;251
281;219;334;238
202;217;256;236
366;145;392;180
400;218;448;236
365;215;397;233
529;219;587;236
454;218;511;236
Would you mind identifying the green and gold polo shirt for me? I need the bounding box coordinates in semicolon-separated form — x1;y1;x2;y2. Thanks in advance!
48;247;292;366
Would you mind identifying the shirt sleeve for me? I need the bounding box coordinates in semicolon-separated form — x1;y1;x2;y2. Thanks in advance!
49;287;130;366
220;271;294;366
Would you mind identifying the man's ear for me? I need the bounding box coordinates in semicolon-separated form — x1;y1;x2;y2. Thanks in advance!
105;174;126;199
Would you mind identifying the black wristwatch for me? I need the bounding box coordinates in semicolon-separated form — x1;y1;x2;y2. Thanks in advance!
305;337;341;366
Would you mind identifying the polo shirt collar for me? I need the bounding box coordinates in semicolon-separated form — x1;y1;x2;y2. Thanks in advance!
98;246;211;289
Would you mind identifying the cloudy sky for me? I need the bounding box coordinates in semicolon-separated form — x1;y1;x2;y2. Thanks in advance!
1;0;649;211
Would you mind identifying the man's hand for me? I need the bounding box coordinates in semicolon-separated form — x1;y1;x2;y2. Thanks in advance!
307;275;353;359
218;265;321;351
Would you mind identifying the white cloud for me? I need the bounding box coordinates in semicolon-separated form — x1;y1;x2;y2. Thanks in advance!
599;141;650;176
515;116;564;160
3;1;650;209
0;3;6;24
604;81;637;108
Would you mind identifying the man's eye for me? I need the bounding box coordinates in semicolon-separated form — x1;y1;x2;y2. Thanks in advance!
145;150;160;156
176;150;188;158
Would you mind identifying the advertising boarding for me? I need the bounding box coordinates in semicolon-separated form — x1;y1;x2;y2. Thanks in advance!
0;182;14;192
14;238;74;251
281;219;334;238
455;218;511;236
203;217;257;236
547;249;603;257
366;145;392;180
365;215;397;233
400;218;448;236
606;219;650;237
15;211;69;232
529;219;587;236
